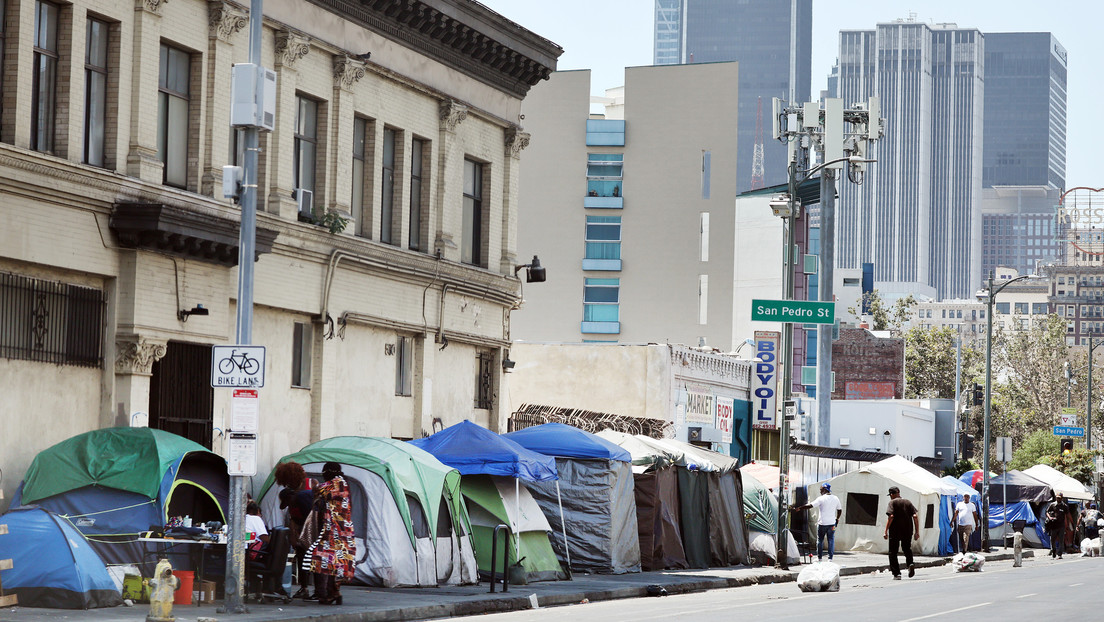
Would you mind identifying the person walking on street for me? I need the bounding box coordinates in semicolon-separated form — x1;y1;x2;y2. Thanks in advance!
884;486;919;580
791;483;843;561
1046;493;1069;559
954;493;980;553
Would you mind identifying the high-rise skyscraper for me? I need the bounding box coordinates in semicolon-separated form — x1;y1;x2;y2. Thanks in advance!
653;0;812;192
835;20;984;300
983;33;1067;190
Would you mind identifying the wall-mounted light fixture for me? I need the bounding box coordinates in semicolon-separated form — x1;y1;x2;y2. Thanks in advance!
514;255;546;283
502;357;516;372
178;304;210;322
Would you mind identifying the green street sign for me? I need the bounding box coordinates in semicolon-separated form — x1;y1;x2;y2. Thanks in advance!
751;299;835;324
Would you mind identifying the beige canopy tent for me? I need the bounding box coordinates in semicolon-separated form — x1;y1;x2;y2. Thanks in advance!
1023;464;1093;501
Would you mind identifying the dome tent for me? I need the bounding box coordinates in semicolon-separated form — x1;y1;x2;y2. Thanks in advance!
0;507;123;609
257;436;477;587
411;421;566;583
12;427;228;574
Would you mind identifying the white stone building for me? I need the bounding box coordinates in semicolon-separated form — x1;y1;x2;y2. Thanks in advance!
0;0;560;507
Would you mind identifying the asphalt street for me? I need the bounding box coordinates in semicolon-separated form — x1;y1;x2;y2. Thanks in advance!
461;555;1100;622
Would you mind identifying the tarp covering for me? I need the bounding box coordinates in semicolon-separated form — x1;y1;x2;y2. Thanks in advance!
410;421;558;481
741;463;780;490
0;507;123;609
708;471;750;566
596;430;682;471
504;424;640;574
741;469;779;534
462;475;565;582
977;470;1053;505
677;467;711;568
1023;464;1093;500
19;428;211;504
505;423;631;463
632;466;688;570
989;501;1049;549
256;437;477;587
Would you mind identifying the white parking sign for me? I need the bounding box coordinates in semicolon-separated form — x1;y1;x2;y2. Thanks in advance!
211;345;266;387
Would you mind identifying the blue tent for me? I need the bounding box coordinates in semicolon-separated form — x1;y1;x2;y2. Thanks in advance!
504;424;640;573
410;420;558;481
503;423;631;462
411;421;565;582
0;507;123;609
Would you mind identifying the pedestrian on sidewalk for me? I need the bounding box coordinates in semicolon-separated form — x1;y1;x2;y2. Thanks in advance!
791;483;843;561
1078;502;1100;542
954;493;980;553
883;486;919;580
1046;493;1068;559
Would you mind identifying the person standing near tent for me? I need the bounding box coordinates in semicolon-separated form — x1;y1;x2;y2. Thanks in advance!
275;461;316;599
883;486;919;580
790;483;842;561
1079;502;1101;542
304;462;356;605
1046;493;1069;559
954;493;980;553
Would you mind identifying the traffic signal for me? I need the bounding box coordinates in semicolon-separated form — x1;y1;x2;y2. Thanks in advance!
1061;438;1074;454
961;433;976;459
972;383;984;406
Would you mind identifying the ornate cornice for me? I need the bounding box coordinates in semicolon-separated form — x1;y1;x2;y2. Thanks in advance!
138;0;169;15
110;202;279;266
439;100;468;133
208;1;248;42
275;31;312;68
504;128;530;159
304;0;560;98
115;337;168;376
333;55;367;90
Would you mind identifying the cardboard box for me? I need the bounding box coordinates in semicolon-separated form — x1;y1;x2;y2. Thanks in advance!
197;580;216;603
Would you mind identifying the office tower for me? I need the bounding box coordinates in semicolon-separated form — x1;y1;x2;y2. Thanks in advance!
983;33;1067;190
835;20;984;299
653;0;812;192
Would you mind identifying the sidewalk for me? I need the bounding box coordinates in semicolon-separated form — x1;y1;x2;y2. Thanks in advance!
0;550;1032;622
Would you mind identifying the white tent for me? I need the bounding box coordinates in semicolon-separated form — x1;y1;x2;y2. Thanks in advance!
1023;464;1093;501
824;456;954;555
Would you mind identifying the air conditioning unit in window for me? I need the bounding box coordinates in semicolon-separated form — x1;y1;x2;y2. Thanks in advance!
296;189;314;219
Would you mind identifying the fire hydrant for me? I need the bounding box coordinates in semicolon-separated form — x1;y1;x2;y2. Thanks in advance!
146;558;179;622
1013;532;1024;567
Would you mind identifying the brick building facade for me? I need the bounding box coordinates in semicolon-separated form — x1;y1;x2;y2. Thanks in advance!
831;328;905;400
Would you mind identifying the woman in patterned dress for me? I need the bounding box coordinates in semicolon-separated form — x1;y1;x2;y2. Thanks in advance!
303;462;356;605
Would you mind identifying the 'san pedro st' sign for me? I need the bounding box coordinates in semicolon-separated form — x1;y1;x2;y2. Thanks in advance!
751;299;834;324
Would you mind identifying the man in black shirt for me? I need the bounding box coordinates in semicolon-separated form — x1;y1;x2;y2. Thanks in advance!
883;486;920;580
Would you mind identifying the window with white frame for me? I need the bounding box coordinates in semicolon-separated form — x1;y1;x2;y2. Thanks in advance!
586;153;622;198
32;1;60;153
157;44;190;187
291;321;312;388
395;335;412;396
700;212;710;261
84;17;108;167
351;116;372;235
293;95;318;218
462;159;484;266
698;275;708;324
409;138;427;251
380;127;397;244
583;278;619;323
585;216;621;261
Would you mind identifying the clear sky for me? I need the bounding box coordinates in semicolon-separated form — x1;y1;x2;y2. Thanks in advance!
480;0;1101;187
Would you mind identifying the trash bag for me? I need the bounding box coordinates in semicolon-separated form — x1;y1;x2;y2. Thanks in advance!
796;561;841;592
952;552;985;572
1080;538;1101;557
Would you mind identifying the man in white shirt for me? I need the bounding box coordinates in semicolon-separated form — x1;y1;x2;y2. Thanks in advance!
792;483;843;561
954;493;980;553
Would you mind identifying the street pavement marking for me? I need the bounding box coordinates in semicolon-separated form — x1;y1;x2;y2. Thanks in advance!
1016;593;1037;598
1070;583;1084;586
897;602;990;622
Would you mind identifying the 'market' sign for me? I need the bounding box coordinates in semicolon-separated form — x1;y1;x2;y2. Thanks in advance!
751;331;780;430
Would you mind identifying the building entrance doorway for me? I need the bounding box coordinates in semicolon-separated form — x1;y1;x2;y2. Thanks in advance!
150;341;213;448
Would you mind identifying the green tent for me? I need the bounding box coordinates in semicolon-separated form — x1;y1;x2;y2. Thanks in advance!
257;437;477;587
740;470;778;533
462;474;565;583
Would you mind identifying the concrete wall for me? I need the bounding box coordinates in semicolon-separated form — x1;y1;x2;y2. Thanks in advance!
830;400;936;459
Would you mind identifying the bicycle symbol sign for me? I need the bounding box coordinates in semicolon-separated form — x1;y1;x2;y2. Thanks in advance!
211;345;266;388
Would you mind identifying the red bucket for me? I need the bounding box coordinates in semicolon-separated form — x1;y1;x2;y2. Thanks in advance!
172;570;194;605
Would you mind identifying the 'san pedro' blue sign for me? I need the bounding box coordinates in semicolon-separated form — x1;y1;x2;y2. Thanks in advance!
1053;426;1085;437
752;299;834;324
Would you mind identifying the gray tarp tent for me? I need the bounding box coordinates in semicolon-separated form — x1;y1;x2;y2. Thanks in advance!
504;423;641;574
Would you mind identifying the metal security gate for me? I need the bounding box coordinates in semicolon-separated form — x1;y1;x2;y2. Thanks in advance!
150;342;213;448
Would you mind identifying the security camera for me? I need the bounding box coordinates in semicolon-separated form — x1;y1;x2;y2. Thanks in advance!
769;194;793;218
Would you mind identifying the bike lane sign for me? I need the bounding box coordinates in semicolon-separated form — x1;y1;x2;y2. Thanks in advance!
211;345;266;388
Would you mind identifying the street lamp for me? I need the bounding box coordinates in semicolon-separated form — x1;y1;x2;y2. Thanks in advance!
978;270;1043;551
